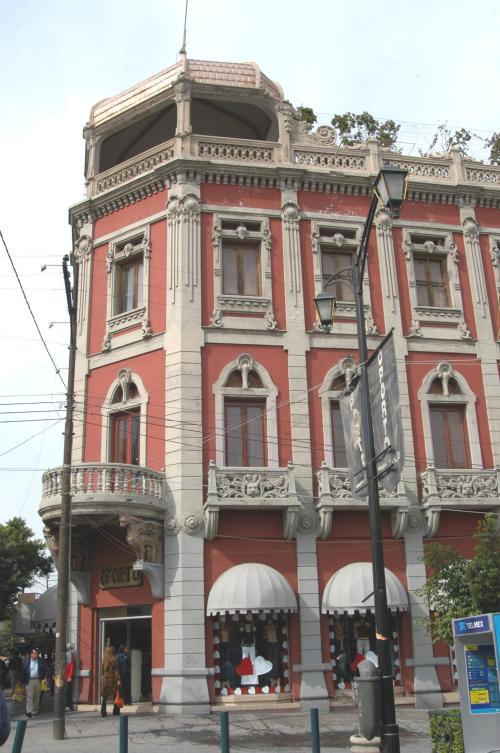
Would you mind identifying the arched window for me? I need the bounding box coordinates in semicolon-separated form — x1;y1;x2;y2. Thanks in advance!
101;369;148;465
213;354;278;467
319;358;356;467
418;362;481;469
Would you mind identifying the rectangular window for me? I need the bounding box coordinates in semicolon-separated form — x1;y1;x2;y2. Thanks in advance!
224;399;266;466
321;250;354;302
414;256;449;307
114;255;144;314
331;401;348;466
111;411;140;465
222;243;261;297
429;404;469;468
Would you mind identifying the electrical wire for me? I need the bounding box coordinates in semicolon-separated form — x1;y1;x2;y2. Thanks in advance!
0;227;67;390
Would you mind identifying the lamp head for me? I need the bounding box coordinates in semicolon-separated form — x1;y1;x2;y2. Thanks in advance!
374;165;408;218
314;291;336;329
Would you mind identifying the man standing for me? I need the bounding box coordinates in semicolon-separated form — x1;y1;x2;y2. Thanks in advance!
116;645;131;705
23;649;46;718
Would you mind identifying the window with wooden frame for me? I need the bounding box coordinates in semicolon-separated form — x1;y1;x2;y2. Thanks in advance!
222;241;261;297
211;216;277;330
321;249;355;303
110;410;140;465
103;226;151;350
330;400;348;467
429;404;469;469
114;254;144;314
414;254;449;308
224;398;267;467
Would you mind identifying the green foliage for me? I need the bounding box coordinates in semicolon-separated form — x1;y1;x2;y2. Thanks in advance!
331;111;400;149
428;710;464;753
297;106;317;133
485;132;500;165
0;621;13;656
0;518;52;622
420;513;500;644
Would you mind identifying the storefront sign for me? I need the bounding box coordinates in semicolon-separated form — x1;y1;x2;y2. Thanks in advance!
100;563;143;589
340;331;404;499
465;644;500;714
455;615;490;635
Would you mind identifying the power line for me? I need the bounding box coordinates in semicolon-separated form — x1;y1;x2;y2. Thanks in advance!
0;228;67;390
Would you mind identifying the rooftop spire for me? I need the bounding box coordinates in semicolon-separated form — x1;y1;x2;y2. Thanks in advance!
179;0;188;65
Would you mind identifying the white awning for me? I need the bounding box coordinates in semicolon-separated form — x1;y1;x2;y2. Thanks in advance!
206;563;298;615
321;562;408;615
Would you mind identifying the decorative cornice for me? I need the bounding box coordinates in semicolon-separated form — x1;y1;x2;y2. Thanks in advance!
69;156;500;228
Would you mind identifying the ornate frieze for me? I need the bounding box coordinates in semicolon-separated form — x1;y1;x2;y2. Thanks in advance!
422;468;499;501
204;461;299;540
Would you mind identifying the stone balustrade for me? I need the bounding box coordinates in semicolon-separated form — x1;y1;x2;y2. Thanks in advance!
85;128;500;200
204;461;299;540
40;462;166;522
421;466;500;506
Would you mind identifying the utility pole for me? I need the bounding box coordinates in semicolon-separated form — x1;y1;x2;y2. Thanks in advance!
53;254;78;740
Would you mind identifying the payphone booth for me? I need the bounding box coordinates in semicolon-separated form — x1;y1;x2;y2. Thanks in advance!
453;613;500;753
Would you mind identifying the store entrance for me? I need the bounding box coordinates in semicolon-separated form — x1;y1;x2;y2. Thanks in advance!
100;616;152;703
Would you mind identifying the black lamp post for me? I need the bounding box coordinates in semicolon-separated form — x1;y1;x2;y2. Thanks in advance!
314;166;407;753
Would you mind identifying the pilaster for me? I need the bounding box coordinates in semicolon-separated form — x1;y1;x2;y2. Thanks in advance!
281;186;329;709
72;224;93;463
161;175;209;712
460;206;500;465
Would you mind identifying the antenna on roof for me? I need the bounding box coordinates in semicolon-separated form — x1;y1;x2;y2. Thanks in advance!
179;0;188;60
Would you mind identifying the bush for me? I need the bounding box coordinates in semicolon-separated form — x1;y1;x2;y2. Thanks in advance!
429;709;464;753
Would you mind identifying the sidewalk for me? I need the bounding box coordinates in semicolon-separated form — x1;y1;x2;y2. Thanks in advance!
6;706;434;753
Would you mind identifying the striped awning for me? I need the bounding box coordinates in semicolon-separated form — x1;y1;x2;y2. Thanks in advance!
321;562;408;615
206;563;297;615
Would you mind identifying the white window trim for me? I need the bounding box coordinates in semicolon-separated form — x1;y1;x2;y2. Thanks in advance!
213;353;278;467
210;214;277;330
101;368;148;464
418;362;482;469
311;221;378;334
403;228;466;336
319;357;356;467
102;224;152;351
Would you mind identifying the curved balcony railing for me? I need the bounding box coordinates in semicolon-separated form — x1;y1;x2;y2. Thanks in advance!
40;462;166;522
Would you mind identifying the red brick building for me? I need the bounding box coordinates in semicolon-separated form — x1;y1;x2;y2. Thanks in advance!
40;56;500;712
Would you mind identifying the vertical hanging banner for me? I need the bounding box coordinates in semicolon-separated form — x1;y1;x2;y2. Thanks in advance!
340;331;404;499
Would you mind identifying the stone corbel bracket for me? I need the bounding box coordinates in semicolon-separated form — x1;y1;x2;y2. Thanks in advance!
424;507;441;539
70;571;90;605
132;559;164;599
391;508;409;539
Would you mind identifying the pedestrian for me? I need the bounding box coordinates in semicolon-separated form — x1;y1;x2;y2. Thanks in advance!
116;645;131;705
0;688;10;747
100;646;121;717
65;649;75;711
22;648;46;718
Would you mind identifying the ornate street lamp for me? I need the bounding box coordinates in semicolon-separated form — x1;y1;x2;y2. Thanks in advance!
315;165;408;753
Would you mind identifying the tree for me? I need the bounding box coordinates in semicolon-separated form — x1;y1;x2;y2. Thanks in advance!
297;106;317;133
420;513;500;644
331;111;400;149
0;518;52;622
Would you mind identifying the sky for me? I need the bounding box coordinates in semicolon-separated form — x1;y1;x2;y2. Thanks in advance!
1;0;499;555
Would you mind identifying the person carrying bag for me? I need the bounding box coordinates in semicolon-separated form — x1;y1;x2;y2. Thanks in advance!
100;647;121;717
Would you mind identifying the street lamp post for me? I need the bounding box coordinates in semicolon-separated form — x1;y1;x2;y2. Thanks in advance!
315;166;407;753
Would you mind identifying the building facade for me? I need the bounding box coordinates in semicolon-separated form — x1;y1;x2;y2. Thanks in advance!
40;56;500;713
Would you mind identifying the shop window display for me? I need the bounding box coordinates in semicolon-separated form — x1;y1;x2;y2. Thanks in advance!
329;613;401;689
212;612;290;696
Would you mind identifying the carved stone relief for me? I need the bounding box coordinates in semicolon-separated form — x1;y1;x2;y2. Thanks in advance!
119;515;163;563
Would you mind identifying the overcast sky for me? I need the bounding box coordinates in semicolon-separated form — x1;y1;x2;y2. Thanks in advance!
1;0;499;549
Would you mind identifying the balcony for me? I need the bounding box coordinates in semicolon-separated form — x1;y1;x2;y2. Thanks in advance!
421;466;500;537
204;460;300;540
316;462;407;539
40;462;166;524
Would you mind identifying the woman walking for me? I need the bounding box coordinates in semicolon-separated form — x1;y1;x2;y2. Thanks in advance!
100;647;121;717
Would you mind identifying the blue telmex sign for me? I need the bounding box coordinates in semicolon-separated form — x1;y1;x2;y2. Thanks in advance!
454;615;490;635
